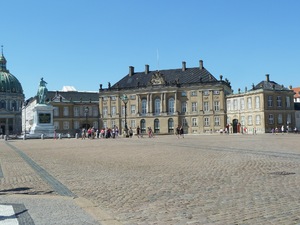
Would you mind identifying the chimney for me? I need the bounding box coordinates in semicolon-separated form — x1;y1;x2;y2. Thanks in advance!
266;74;270;82
129;66;134;76
145;64;149;74
182;61;186;71
199;60;203;70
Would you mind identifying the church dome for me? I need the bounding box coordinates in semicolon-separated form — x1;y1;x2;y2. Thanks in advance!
0;53;24;94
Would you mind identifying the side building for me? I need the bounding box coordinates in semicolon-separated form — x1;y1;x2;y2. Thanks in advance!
23;88;99;136
226;74;295;134
99;60;232;135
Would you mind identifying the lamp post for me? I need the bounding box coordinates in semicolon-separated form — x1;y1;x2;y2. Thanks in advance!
84;106;89;131
121;94;129;137
23;101;27;140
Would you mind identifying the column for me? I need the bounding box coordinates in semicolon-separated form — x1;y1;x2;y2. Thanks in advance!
160;93;163;113
174;92;177;113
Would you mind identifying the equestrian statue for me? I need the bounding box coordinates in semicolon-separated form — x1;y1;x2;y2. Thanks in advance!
37;77;48;104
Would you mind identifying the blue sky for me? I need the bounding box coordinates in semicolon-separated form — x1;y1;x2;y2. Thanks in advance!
2;0;300;99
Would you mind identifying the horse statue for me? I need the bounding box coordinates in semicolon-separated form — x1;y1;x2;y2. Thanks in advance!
37;78;48;104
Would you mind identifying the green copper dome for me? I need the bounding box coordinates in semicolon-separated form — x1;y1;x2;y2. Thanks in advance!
0;53;23;94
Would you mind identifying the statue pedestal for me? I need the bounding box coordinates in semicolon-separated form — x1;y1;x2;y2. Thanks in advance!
29;104;55;138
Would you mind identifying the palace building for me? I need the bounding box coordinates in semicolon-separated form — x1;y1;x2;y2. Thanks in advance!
99;60;232;135
226;74;295;134
0;49;24;135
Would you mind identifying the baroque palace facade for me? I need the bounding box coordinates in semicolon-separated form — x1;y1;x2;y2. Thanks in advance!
226;74;295;134
99;60;232;135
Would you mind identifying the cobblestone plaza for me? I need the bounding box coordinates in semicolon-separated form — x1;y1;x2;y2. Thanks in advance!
1;134;300;224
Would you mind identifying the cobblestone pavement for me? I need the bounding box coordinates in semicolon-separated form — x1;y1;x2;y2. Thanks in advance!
1;134;300;225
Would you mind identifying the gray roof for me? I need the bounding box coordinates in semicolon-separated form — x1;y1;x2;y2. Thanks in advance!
252;80;290;91
111;67;224;90
47;91;99;102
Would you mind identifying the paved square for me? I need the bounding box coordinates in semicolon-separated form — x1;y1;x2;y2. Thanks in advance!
1;134;300;224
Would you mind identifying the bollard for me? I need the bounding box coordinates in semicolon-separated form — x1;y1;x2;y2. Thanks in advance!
59;133;62;139
75;133;78;139
41;134;44;140
4;135;7;141
23;135;26;140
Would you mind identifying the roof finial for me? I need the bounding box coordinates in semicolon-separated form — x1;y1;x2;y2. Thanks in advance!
1;45;3;55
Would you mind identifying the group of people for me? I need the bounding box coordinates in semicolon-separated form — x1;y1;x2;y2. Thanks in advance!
175;125;184;138
81;126;120;139
272;125;298;134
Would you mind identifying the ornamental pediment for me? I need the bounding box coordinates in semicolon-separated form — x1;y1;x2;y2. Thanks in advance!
149;71;165;85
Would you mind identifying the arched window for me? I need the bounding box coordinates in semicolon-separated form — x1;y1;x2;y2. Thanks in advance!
168;97;175;114
140;119;146;134
154;119;160;133
168;118;174;134
0;100;6;109
141;99;147;114
154;98;160;115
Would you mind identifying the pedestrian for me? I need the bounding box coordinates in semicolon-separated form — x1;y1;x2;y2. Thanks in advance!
176;125;180;138
179;126;184;138
129;127;133;138
136;126;141;138
281;125;285;134
81;128;86;139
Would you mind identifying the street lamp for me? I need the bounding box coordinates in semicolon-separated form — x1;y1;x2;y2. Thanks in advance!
121;94;129;137
85;106;89;130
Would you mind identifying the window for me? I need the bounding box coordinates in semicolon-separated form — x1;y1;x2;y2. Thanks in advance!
74;121;80;129
74;107;79;117
168;118;174;133
191;91;197;96
268;96;273;107
103;107;108;117
192;118;198;126
141;99;147;114
276;96;282;107
213;101;219;111
154;119;160;133
92;106;98;116
241;116;245;126
181;91;187;97
203;102;209;112
54;121;59;129
286;96;291;108
111;106;116;116
227;100;231;111
0;100;6;109
182;118;188;126
131;105;136;114
268;114;274;124
53;107;59;117
140;119;146;133
111;96;116;101
154;99;160;114
93;121;98;129
233;100;238;110
287;114;292;124
214;117;220;126
130;120;136;128
204;117;209;126
111;120;115;128
203;90;209;96
181;102;187;113
247;97;252;109
121;105;125;115
192;102;197;112
278;114;283;124
130;95;136;100
255;115;261;125
255;96;260;109
240;99;245;110
63;121;69;130
248;115;253;125
213;90;220;95
168;98;175;113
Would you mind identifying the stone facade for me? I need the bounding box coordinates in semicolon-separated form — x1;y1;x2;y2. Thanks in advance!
226;74;295;134
99;60;232;135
